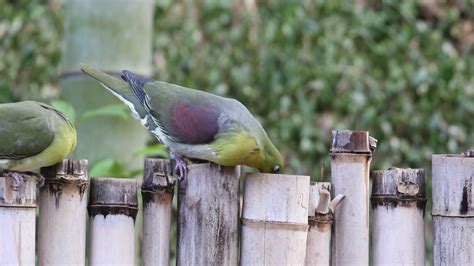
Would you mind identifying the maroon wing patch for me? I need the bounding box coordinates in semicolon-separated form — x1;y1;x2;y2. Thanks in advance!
169;101;220;144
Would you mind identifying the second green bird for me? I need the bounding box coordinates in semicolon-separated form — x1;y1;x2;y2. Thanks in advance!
0;101;77;188
81;64;283;179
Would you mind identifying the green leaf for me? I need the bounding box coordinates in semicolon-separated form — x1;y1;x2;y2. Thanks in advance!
133;144;169;158
89;159;130;178
79;104;129;121
50;100;76;123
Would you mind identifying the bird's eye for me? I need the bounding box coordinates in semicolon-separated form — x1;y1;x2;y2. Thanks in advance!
273;165;280;173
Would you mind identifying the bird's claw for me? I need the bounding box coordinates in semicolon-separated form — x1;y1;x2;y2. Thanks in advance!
2;170;45;190
2;171;26;191
24;171;45;188
173;156;187;181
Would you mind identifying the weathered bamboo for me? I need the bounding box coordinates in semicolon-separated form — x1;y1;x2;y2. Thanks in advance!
177;164;240;266
38;159;89;265
330;130;376;265
60;0;154;168
142;158;176;266
306;182;330;266
241;173;310;265
371;168;426;265
432;153;474;265
305;182;345;266
88;177;138;265
0;174;37;265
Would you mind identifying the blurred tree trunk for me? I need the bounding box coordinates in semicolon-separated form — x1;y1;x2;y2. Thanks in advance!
59;0;154;172
59;2;154;264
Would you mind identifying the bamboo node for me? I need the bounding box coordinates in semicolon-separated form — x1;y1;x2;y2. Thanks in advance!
396;181;420;196
142;158;175;194
330;130;377;154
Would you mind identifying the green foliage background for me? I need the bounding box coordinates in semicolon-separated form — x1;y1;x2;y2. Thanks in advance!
2;0;474;261
2;0;473;177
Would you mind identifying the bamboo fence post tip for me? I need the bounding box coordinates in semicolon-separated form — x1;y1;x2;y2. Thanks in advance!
88;177;138;265
432;154;474;265
315;189;330;214
88;177;138;220
141;158;175;266
40;159;89;202
38;159;89;265
142;158;176;199
330;130;375;266
241;173;310;265
371;168;426;265
308;182;331;216
0;173;37;265
178;163;240;266
331;130;377;154
306;182;344;266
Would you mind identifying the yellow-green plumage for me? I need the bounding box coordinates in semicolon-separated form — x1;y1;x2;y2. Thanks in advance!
0;101;77;171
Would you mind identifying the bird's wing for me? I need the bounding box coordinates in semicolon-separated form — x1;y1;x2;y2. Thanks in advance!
80;64;151;121
121;71;236;144
144;82;224;144
0;102;54;160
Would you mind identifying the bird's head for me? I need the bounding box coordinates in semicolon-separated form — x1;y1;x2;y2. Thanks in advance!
257;139;284;174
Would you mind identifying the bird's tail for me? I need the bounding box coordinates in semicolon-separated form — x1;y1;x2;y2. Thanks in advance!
80;64;147;119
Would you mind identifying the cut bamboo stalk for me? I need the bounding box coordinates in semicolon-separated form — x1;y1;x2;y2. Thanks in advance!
88;177;138;265
306;182;333;266
60;0;154;168
177;164;240;266
371;168;426;265
308;182;331;215
241;173;310;265
0;173;37;265
432;153;474;265
330;130;375;265
142;158;175;266
38;159;89;265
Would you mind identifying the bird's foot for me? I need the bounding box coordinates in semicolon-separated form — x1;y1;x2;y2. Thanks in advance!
171;154;187;181
2;171;26;191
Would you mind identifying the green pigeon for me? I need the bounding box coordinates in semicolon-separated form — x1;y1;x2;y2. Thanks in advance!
80;64;283;179
0;101;77;188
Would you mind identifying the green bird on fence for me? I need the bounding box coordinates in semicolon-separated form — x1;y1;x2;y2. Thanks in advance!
81;64;283;180
0;101;77;189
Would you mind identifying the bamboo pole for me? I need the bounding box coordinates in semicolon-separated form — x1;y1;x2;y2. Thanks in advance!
0;173;37;265
432;153;474;265
330;130;376;265
88;177;138;265
38;159;89;265
60;0;154;168
241;173;310;265
142;158;176;266
371;168;426;265
177;164;240;266
305;182;344;266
